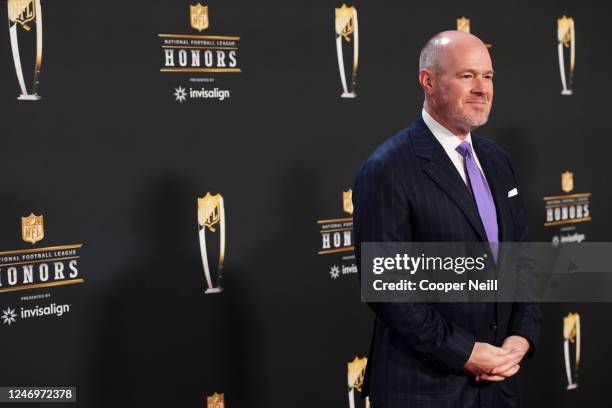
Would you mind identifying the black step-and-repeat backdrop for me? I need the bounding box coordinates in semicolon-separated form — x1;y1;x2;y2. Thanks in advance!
1;0;611;407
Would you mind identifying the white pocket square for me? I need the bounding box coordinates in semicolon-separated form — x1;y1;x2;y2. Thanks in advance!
507;188;518;198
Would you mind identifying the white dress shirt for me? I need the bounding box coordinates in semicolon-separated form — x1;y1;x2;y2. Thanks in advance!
421;108;491;190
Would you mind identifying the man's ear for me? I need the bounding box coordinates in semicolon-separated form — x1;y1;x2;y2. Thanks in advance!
419;69;434;95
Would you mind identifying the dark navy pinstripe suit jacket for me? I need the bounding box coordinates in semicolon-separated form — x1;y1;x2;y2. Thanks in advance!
353;116;541;408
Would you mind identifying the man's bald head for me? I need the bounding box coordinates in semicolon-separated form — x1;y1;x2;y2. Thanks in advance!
419;31;488;74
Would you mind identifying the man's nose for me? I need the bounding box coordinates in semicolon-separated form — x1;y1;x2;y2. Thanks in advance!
471;77;489;95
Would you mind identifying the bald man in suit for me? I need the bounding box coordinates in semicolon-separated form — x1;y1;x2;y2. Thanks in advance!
353;31;541;408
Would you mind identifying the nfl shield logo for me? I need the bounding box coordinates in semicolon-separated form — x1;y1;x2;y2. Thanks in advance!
8;0;35;28
198;193;222;232
206;392;225;408
335;4;355;40
347;356;367;391
562;171;574;193
343;189;354;215
21;213;44;244
557;16;574;46
456;17;471;33
190;3;209;32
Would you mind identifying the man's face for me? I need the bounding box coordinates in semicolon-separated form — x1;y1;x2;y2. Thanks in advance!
432;43;494;133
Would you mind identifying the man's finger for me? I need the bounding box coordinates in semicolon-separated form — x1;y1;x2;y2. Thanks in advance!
490;349;522;366
491;356;522;375
483;364;520;380
478;374;506;382
500;364;520;377
490;354;523;374
491;346;514;355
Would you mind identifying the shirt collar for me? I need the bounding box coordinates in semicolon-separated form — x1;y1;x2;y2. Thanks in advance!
421;108;472;153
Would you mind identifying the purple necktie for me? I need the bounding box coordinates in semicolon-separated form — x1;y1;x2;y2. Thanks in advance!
456;141;499;258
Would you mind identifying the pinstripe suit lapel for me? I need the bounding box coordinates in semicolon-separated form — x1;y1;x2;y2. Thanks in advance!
413;118;488;242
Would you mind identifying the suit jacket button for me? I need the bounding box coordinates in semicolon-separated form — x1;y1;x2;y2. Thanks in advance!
489;322;497;332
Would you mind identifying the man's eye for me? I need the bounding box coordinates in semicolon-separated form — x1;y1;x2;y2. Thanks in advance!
462;74;473;79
